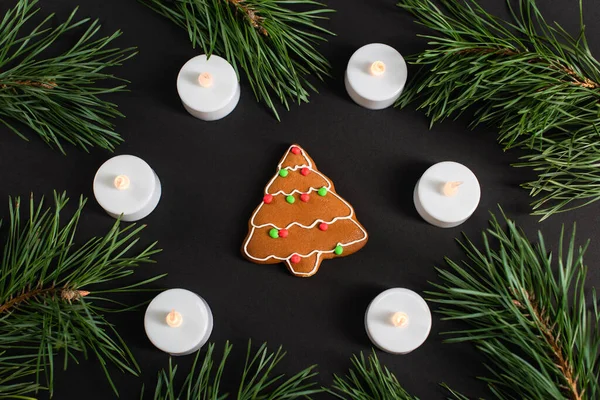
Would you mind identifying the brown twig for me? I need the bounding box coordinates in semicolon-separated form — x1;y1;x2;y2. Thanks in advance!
0;287;89;313
512;291;583;400
0;80;57;90
61;289;90;302
457;47;517;56
561;66;599;89
225;0;268;36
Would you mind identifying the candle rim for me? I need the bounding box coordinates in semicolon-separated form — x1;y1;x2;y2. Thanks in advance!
345;43;407;101
93;155;159;216
143;288;214;354
415;161;481;223
364;288;432;354
176;54;239;114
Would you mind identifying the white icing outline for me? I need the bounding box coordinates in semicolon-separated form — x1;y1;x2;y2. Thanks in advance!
251;190;352;230
243;218;367;277
243;145;368;277
283;146;313;168
265;165;332;196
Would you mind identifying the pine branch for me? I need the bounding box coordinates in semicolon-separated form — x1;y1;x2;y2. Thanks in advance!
0;287;90;313
0;0;137;154
0;192;164;398
328;351;419;400
328;352;470;400
428;209;600;399
148;341;322;399
396;0;600;220
139;0;334;120
224;0;268;36
0;352;39;400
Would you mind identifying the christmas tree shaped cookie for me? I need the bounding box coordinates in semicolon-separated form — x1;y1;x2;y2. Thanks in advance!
242;145;368;277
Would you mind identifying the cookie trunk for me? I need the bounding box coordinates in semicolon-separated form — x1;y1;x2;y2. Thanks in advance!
285;253;321;277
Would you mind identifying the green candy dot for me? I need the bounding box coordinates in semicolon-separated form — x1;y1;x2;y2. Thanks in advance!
318;187;328;197
269;228;279;239
279;169;289;178
286;195;295;204
334;245;343;255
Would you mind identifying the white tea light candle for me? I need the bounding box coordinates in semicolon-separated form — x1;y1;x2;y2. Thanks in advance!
365;288;432;354
93;155;161;222
144;288;213;356
177;54;241;121
344;43;407;110
413;161;481;228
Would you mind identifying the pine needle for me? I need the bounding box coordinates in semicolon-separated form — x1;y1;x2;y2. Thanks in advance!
0;192;164;398
328;351;419;400
397;0;600;220
148;341;323;399
140;0;334;120
428;208;600;399
0;0;137;153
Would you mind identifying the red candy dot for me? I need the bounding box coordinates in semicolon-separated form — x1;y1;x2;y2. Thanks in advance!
300;167;311;176
300;194;310;202
263;194;273;204
291;146;301;155
279;229;289;238
319;223;328;231
290;254;301;263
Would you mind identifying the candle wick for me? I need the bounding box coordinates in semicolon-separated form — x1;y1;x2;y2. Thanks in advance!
442;181;463;197
114;175;130;190
370;61;386;76
166;309;183;328
198;72;214;88
391;312;409;327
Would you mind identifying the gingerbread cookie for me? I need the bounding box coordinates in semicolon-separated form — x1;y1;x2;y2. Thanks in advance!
242;145;368;277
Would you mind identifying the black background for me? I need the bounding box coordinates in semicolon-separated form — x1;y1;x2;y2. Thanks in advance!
2;0;600;399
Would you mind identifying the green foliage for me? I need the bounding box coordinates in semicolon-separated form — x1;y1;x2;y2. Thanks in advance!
0;192;163;398
149;341;322;399
429;209;600;399
328;351;418;400
0;0;136;153
397;0;600;220
140;0;334;120
441;385;470;400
